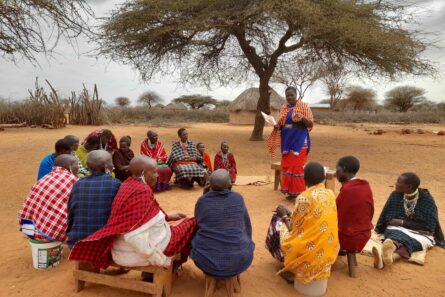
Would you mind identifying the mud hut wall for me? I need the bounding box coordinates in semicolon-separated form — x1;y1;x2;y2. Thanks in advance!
229;110;281;125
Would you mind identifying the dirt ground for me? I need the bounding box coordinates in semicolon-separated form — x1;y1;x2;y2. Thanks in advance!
1;122;444;297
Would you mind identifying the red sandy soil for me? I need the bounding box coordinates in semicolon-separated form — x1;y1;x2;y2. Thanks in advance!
1;123;444;297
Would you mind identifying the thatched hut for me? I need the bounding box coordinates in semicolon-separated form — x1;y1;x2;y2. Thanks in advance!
229;88;285;125
310;103;331;113
153;103;165;109
165;102;188;110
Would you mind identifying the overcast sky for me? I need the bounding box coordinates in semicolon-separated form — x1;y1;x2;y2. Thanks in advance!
0;0;444;105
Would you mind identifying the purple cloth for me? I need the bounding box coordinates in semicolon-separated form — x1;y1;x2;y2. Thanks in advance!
191;190;254;278
280;106;310;154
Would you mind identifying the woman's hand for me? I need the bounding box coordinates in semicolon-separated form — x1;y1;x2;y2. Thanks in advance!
276;204;291;218
273;124;281;130
388;219;403;227
167;212;187;221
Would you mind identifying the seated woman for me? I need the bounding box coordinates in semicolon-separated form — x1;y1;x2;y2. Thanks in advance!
113;136;135;182
197;142;212;173
19;155;79;243
168;128;207;188
266;162;339;287
335;156;374;253
214;142;237;183
76;136;100;172
191;169;254;279
83;129;117;153
69;156;197;270
140;130;173;191
373;172;445;269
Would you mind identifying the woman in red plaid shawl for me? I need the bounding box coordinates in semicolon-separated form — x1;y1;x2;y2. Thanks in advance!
82;129;117;153
267;87;314;201
69;156;196;269
167;128;207;188
19;155;79;242
140;130;173;191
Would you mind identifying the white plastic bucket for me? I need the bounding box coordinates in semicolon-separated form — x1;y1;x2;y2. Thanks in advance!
29;239;63;270
294;279;328;297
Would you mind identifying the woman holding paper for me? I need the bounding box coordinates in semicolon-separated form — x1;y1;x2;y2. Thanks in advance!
267;86;314;200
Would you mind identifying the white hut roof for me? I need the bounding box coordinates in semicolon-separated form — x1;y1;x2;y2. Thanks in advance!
165;102;188;110
229;88;285;112
153;103;165;108
310;103;330;109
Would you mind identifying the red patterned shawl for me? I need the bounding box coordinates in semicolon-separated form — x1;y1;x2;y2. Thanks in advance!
69;177;165;268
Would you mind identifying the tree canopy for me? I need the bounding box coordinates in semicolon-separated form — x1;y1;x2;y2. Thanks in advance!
172;95;217;109
384;86;426;112
115;96;130;107
343;86;376;112
138;91;163;108
0;0;93;63
99;0;434;140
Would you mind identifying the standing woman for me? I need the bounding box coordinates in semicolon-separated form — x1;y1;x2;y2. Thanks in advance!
267;87;314;200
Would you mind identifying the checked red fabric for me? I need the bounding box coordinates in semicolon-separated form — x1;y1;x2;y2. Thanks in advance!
19;167;78;242
69;177;196;268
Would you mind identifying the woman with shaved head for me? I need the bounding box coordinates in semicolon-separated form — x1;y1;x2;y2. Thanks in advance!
19;155;79;243
373;173;444;269
140;130;173;191
70;155;197;271
266;162;339;291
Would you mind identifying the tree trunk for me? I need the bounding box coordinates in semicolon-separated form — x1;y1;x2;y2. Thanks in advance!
249;79;271;141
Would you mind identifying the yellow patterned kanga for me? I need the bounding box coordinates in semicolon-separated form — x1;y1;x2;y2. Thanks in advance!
281;183;339;284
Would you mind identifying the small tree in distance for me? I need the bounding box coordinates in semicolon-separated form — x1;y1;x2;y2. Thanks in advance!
384;86;426;112
173;95;217;109
138;91;163;108
322;63;349;109
115;96;130;107
343;86;376;112
272;56;324;99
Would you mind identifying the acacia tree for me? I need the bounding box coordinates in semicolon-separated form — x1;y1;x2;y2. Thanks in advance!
344;86;376;112
384;86;426;112
272;56;324;99
115;96;130;107
138;91;163;108
322;63;349;109
99;0;433;140
173;95;217;109
0;0;93;63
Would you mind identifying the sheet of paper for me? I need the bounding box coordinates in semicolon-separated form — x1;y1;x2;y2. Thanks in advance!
261;111;277;125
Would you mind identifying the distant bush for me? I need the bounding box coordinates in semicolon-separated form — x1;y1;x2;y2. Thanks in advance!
105;106;229;124
314;110;445;124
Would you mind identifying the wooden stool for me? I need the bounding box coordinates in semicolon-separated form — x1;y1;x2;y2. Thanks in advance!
346;252;358;278
325;170;336;192
271;162;281;191
271;162;337;192
73;256;179;297
204;274;241;297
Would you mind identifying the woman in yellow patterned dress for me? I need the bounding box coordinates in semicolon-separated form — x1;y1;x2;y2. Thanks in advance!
267;162;339;285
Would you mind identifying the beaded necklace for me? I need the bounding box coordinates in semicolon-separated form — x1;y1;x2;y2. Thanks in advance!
403;189;419;218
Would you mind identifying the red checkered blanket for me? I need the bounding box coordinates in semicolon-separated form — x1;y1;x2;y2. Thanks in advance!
69;177;164;268
19;167;78;241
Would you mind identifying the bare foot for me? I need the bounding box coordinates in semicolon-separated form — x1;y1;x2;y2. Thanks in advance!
372;246;384;269
382;239;396;267
279;270;295;284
